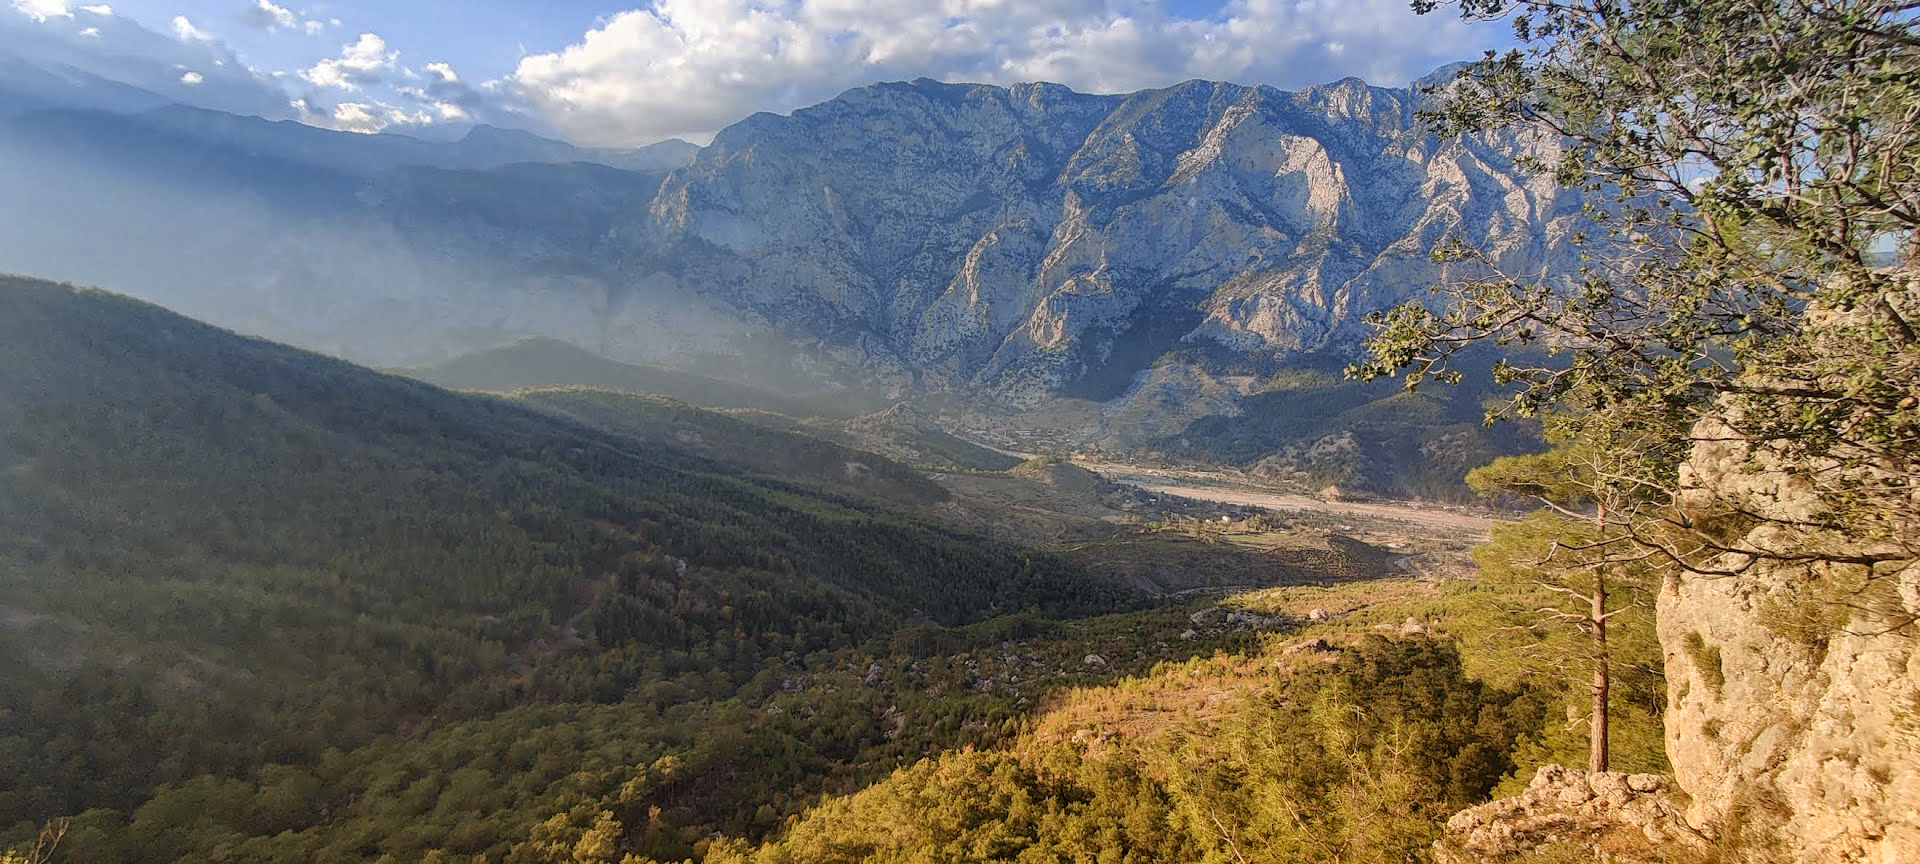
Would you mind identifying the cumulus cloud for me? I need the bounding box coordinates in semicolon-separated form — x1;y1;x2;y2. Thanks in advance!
288;51;487;136
244;0;327;35
11;0;71;21
0;3;293;118
170;14;208;41
295;97;437;134
179;69;203;85
302;32;396;90
328;101;385;132
509;0;1504;147
242;0;295;30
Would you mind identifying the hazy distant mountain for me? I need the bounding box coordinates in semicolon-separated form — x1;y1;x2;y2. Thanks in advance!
0;8;293;121
0;54;173;118
1;102;696;176
0;68;1573;490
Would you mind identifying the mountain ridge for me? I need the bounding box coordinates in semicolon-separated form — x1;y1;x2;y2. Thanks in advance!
0;66;1573;492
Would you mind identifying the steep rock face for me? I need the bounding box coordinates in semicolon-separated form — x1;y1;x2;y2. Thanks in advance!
630;76;1580;403
1661;418;1920;862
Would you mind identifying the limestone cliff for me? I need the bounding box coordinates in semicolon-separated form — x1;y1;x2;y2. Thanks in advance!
1436;766;1705;863
1660;434;1919;859
635;75;1579;404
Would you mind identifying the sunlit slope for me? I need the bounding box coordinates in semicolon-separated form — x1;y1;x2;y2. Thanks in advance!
0;275;1125;827
704;631;1542;864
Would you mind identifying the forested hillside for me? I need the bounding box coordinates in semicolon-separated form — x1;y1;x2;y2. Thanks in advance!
507;388;949;506
0;275;1680;864
706;636;1545;864
399;338;880;421
0;276;1128;850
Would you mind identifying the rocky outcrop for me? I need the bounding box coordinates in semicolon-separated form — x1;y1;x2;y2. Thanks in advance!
1437;766;1706;863
1447;285;1919;863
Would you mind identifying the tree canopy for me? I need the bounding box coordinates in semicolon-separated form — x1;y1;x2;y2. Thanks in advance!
1356;0;1920;577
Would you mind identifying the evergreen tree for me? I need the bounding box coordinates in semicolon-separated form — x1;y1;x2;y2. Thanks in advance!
1466;412;1669;773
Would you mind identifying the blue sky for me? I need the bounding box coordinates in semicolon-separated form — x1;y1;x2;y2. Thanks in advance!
5;0;1514;146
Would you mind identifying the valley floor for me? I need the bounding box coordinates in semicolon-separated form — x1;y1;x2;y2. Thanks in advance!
1076;459;1497;539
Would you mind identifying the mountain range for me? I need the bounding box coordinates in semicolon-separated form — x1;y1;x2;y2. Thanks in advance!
0;58;1573;493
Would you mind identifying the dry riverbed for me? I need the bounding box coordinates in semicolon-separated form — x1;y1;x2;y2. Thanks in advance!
1074;460;1497;540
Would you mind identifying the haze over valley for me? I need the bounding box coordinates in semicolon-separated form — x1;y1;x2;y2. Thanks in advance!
3;2;1916;863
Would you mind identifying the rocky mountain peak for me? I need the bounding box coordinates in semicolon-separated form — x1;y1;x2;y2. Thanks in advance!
0;65;1583;449
628;70;1579;406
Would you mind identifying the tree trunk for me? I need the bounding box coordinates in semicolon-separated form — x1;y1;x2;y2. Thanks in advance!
1590;569;1610;774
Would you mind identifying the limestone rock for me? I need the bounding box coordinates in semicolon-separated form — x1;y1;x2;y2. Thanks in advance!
1282;638;1337;657
1659;519;1920;862
1435;765;1707;864
1225;610;1291;631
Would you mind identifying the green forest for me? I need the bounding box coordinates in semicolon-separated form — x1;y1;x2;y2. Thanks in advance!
0;278;1139;860
0;276;1659;863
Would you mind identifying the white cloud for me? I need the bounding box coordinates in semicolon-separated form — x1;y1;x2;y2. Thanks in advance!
0;2;294;117
244;0;327;35
327;101;383;132
243;0;295;30
179;70;203;85
424;61;458;84
305;98;434;134
11;0;70;21
509;0;1504;147
171;14;208;41
302;32;396;90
